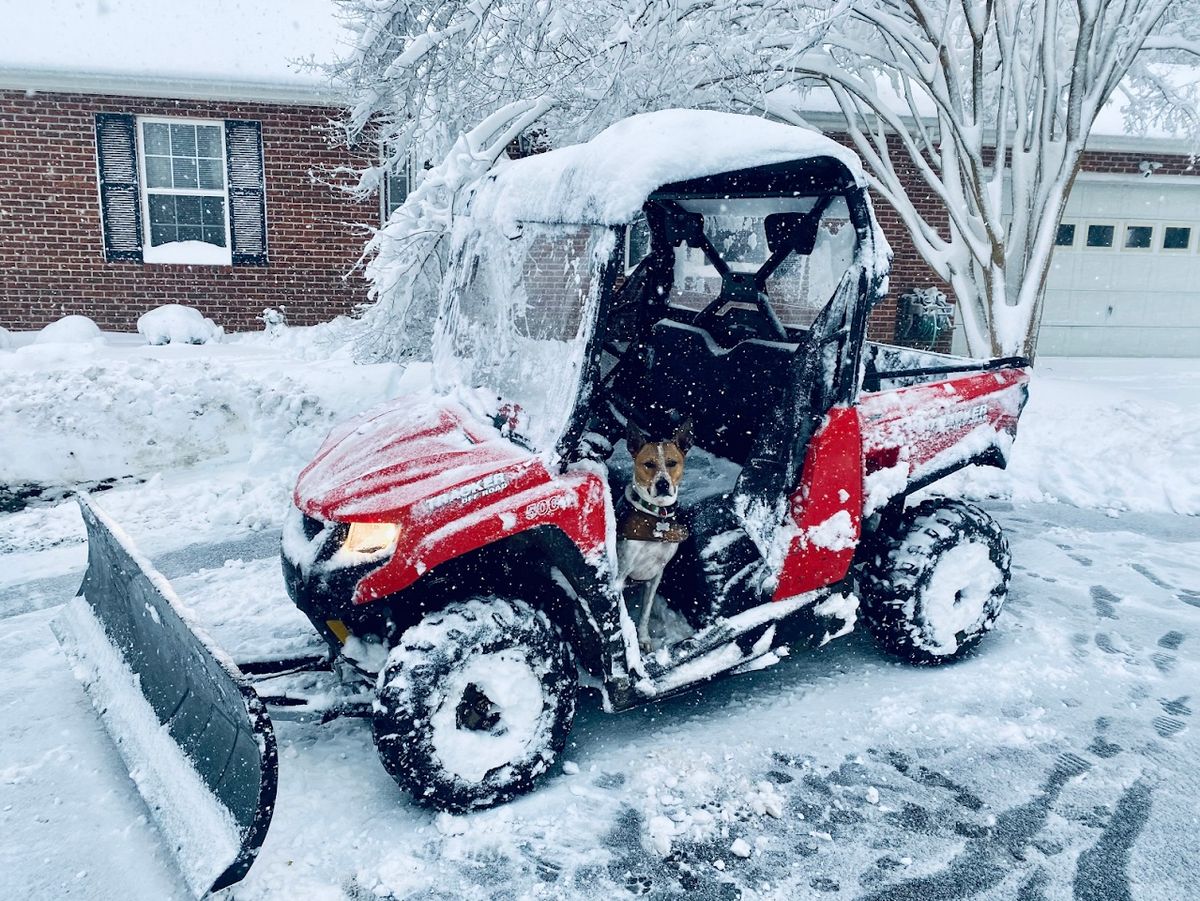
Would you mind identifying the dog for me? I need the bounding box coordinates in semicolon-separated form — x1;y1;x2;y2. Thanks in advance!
616;418;692;652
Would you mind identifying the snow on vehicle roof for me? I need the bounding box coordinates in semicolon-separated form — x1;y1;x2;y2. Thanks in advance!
469;109;868;228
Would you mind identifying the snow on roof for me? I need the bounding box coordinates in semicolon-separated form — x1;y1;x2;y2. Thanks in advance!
769;73;1199;150
469;109;868;228
0;0;351;104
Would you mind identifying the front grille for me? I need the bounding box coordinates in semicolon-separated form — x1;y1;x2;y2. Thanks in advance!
302;513;325;541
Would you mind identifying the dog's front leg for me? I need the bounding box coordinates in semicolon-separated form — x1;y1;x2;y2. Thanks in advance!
637;573;662;652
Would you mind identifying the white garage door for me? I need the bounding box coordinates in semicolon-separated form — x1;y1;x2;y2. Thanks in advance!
1038;177;1200;357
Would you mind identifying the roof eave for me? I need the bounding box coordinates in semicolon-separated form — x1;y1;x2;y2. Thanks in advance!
0;66;345;107
780;109;1198;158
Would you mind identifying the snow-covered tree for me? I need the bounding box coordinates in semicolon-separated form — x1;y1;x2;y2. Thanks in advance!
772;0;1200;356
333;0;1200;359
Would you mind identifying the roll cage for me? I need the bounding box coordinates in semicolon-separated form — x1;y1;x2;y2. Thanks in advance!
559;158;888;499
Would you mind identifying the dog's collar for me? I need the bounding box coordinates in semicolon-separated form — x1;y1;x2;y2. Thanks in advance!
625;485;677;519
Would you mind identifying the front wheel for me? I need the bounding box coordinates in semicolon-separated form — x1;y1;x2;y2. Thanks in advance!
372;597;576;812
856;499;1011;664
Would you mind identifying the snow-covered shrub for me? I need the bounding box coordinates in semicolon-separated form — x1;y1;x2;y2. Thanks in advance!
34;314;103;344
261;307;287;339
137;304;223;345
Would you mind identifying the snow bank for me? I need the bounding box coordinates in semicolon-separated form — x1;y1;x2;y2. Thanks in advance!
35;314;103;345
137;304;223;345
0;322;402;490
0;326;11;350
938;358;1200;515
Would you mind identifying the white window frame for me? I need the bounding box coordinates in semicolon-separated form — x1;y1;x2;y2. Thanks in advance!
1083;222;1117;250
1120;222;1155;252
135;115;232;265
1160;222;1194;253
1055;221;1078;248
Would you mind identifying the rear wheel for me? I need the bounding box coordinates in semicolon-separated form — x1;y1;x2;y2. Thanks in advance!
856;499;1010;664
372;597;576;812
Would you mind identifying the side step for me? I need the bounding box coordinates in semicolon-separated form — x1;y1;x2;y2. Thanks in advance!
52;495;277;897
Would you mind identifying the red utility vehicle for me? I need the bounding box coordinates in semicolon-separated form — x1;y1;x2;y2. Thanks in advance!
60;111;1030;896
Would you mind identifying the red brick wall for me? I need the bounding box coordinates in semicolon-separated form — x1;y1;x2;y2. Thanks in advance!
0;89;375;331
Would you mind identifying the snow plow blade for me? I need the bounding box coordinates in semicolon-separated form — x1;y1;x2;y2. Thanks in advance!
52;495;276;897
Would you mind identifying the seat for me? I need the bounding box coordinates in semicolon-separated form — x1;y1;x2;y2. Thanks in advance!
607;318;796;464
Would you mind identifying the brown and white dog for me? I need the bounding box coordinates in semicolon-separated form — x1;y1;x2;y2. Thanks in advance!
616;419;692;651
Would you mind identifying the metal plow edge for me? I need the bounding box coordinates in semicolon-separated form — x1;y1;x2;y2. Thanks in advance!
52;495;277;897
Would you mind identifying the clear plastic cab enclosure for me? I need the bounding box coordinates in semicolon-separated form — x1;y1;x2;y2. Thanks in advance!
431;117;889;466
432;221;618;456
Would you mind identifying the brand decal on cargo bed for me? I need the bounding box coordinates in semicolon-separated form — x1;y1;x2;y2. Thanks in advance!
913;403;989;435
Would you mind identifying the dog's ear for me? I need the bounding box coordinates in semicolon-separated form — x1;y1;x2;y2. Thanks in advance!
672;418;694;453
626;419;648;453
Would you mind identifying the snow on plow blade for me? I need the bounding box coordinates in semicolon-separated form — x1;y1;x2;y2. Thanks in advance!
52;495;276;897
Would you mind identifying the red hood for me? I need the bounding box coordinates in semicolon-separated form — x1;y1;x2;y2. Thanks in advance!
294;396;536;522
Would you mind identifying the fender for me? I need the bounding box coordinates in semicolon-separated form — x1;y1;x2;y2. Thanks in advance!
773;405;864;601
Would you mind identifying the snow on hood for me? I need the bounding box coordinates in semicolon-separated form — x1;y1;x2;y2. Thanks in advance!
469;109;868;228
293;394;531;522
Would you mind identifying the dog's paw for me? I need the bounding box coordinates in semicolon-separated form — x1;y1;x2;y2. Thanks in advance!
639;637;654;653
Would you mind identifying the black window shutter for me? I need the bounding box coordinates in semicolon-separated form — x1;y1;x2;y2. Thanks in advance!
95;113;143;262
224;120;268;266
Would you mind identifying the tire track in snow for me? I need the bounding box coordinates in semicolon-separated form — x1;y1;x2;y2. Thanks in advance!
1071;780;1153;901
858;753;1092;901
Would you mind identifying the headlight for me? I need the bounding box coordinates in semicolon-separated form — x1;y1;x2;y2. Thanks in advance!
343;522;401;555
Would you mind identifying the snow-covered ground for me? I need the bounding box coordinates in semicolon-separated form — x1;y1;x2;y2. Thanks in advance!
1;331;1197;899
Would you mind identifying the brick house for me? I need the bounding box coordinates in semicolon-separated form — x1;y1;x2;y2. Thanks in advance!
0;1;384;333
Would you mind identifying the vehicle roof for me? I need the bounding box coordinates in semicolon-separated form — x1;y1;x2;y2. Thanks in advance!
468;109;868;228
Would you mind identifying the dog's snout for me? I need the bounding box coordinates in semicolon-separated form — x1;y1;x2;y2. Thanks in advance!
653;476;673;497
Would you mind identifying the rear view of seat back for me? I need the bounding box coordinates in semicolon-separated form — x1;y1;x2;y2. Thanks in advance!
610;319;795;464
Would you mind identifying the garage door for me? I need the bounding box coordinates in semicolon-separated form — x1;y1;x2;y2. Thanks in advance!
1038;177;1200;357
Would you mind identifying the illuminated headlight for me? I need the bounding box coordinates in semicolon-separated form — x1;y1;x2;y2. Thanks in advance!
343;522;401;555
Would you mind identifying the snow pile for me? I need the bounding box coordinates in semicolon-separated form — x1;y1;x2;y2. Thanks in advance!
0;326;11;351
137;304;223;345
0;325;401;490
939;358;1200;515
34;314;103;345
804;510;856;552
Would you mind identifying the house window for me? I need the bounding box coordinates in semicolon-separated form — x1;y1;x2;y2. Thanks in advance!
1055;223;1076;247
1163;226;1192;251
1086;224;1115;248
138;119;230;263
94;113;267;266
382;156;412;223
1122;224;1154;250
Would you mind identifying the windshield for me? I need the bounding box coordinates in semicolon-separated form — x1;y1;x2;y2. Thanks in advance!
433;219;616;454
629;196;856;332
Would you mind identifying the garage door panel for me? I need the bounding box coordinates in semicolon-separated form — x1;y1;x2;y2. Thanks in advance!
1038;178;1200;357
1149;257;1196;292
1037;325;1200;357
1107;258;1156;292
